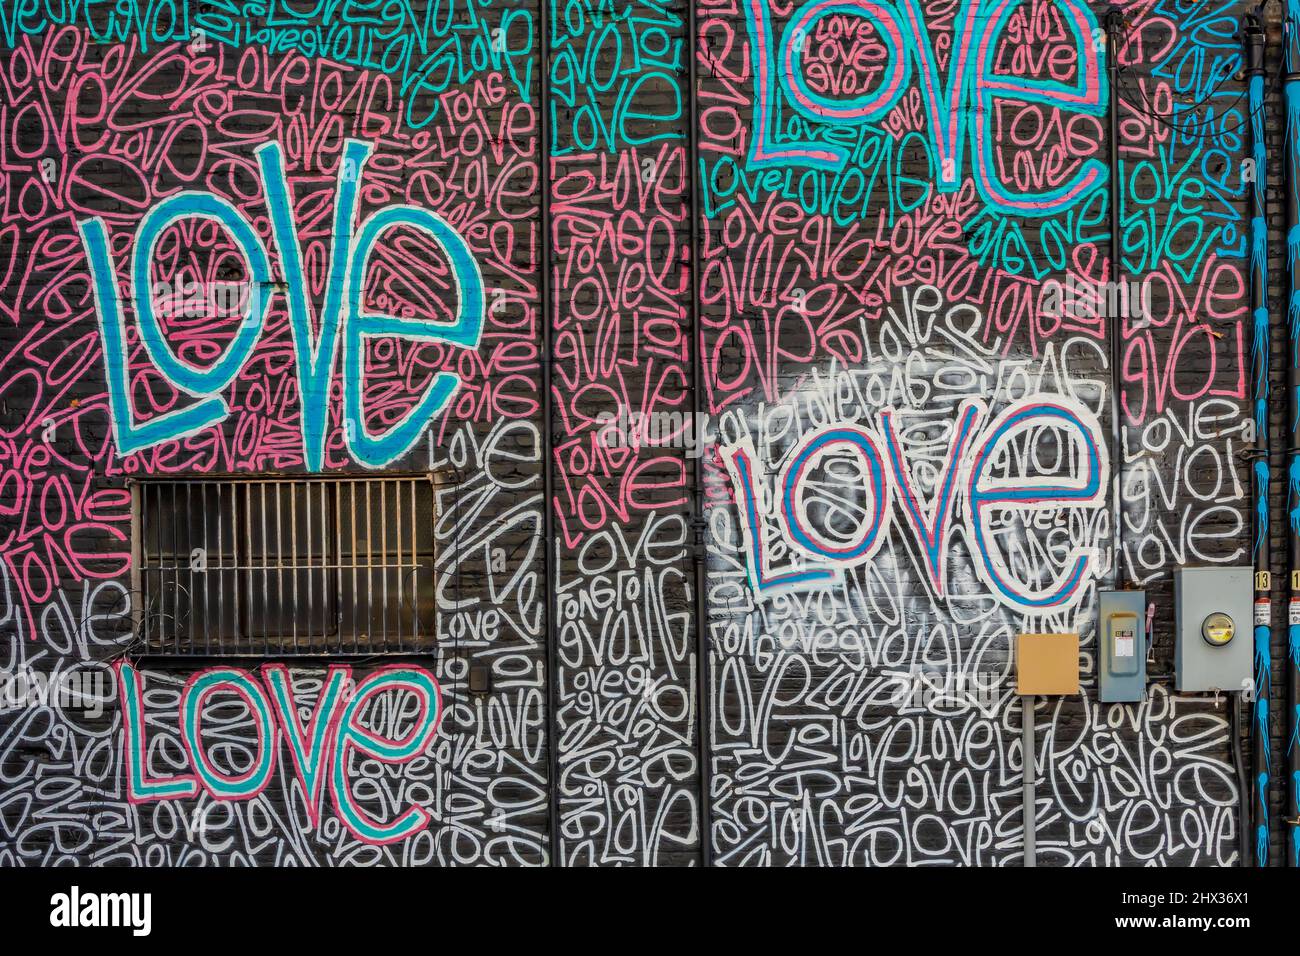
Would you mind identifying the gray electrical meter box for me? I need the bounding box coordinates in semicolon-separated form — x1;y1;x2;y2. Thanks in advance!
1174;567;1252;693
1098;589;1146;702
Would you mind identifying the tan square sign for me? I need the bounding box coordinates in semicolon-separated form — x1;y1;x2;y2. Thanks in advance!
1016;633;1079;695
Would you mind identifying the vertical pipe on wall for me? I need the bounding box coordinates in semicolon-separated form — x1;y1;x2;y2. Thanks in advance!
129;479;142;642
1244;13;1272;868
1022;696;1036;867
685;0;713;866
538;0;562;867
1231;691;1251;866
1286;0;1300;868
1105;9;1128;592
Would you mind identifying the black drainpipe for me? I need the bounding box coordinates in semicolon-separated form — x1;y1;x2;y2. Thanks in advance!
1106;8;1128;592
1244;13;1272;868
686;1;713;867
1285;0;1300;868
538;0;561;867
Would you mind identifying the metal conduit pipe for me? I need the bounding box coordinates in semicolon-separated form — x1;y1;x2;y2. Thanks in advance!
538;0;562;867
685;0;713;866
1243;13;1273;868
1106;8;1128;593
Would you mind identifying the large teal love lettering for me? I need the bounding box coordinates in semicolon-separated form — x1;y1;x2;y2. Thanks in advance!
79;137;485;470
743;0;1108;216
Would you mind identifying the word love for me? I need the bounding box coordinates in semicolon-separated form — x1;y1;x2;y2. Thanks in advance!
79;138;485;470
745;0;1107;215
723;396;1109;613
116;663;444;845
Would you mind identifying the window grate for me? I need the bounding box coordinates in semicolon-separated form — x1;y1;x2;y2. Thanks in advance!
131;475;437;656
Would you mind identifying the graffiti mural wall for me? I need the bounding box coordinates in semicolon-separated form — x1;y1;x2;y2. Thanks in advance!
0;0;1287;865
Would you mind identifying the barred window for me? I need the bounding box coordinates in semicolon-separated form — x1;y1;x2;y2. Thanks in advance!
131;476;437;655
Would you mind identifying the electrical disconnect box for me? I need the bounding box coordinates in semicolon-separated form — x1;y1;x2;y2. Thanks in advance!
1098;589;1146;702
1174;567;1252;693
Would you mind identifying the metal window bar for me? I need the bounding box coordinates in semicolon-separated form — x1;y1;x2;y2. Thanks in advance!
132;475;437;656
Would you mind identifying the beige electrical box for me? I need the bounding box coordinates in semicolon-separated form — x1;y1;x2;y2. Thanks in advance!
1016;633;1080;695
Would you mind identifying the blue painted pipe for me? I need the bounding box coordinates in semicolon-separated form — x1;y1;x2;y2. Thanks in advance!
1245;14;1271;869
1285;0;1300;869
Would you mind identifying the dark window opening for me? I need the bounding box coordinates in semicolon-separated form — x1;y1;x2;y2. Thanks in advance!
133;476;437;655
